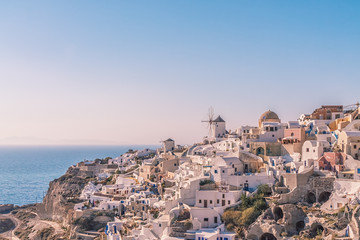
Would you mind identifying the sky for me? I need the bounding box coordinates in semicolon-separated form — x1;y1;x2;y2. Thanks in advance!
0;1;359;145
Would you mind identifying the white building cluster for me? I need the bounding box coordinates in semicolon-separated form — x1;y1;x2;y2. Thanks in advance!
73;104;360;240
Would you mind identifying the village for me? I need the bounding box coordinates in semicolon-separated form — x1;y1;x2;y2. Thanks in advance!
68;104;360;240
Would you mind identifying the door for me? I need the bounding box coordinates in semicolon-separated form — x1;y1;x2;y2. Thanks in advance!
244;164;249;173
204;200;207;208
222;200;225;206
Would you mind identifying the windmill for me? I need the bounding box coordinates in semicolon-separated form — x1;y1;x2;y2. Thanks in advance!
344;102;360;120
344;102;360;111
202;107;215;138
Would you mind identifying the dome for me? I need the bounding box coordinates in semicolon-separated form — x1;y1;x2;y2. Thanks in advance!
260;110;279;121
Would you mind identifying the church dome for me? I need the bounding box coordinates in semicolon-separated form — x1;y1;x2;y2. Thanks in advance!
260;110;279;121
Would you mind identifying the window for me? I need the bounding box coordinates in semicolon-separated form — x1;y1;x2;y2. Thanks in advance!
214;170;218;174
199;200;202;203
222;194;225;198
228;200;230;204
174;163;177;166
306;148;309;152
222;170;225;173
159;224;162;227
224;238;228;240
217;199;219;204
204;218;208;222
214;216;218;223
291;132;294;137
354;145;357;149
210;200;213;204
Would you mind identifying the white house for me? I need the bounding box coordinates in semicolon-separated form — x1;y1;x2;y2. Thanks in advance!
195;189;242;208
190;207;222;228
195;228;236;240
151;214;170;238
258;122;284;142
301;140;330;168
321;179;360;211
98;200;121;211
315;125;335;144
210;155;243;183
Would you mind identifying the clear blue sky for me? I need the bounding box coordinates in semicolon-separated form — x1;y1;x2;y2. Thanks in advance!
0;1;359;145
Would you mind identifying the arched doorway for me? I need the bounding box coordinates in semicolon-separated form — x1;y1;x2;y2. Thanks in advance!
305;192;316;204
256;147;264;155
318;191;331;204
273;207;283;221
260;233;277;240
310;223;324;238
296;220;305;232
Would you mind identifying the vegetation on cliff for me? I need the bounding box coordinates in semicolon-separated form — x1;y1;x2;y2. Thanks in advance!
222;184;271;236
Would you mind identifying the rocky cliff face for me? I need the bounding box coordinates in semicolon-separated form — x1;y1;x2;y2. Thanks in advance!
38;166;89;226
6;165;106;239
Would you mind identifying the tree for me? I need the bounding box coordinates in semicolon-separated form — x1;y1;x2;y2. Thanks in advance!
256;184;272;196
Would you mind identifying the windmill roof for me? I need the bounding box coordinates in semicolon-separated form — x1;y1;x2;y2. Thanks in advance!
214;115;225;122
164;138;174;142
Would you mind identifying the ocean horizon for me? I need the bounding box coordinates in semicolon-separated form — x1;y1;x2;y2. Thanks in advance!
0;145;158;206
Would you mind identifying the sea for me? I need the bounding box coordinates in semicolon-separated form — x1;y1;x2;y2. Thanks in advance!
0;145;157;206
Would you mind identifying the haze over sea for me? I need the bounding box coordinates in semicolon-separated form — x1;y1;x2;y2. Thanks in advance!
0;145;156;206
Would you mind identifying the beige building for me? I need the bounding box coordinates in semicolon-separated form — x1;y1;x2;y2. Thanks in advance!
337;131;360;160
139;164;157;181
239;151;264;173
158;158;179;173
249;142;282;162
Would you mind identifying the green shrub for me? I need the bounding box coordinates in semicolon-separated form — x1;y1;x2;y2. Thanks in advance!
256;184;272;196
223;192;269;234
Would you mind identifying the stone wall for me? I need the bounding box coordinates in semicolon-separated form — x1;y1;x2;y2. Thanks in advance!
278;174;335;204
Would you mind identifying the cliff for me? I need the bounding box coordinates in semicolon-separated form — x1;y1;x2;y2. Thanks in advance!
38;166;89;226
2;164;111;239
